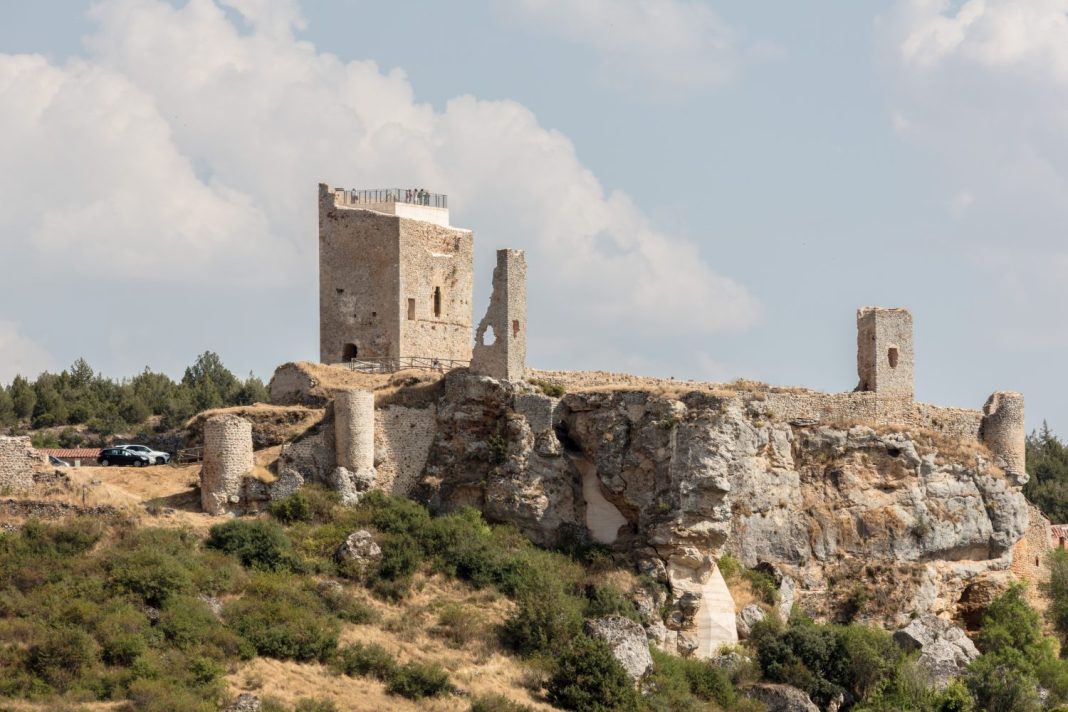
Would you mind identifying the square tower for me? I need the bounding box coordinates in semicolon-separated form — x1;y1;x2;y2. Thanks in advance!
856;307;914;399
318;184;474;364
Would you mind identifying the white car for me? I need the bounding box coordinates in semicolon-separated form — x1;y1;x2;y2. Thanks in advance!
115;444;171;465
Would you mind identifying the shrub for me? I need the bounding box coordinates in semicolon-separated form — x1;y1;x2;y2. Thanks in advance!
316;584;377;624
584;583;640;622
469;694;537;712
386;660;452;699
21;518;103;557
224;575;338;661
206;519;298;572
26;626;100;690
546;635;638;712
158;595;253;660
269;487;338;524
528;379;565;398
107;549;194;607
126;679;217;712
293;699;340;712
332;642;396;680
501;574;584;656
434;602;483;648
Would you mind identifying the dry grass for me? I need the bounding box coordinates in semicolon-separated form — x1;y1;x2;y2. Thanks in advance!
225;574;557;711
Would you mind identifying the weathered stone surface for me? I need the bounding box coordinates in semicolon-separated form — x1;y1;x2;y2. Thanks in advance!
0;437;42;493
226;693;262;712
736;604;766;639
270;468;305;501
745;683;820;712
329;466;376;506
585;616;653;681
318;184;473;365
336;530;382;564
200;415;253;515
893;614;979;687
471;249;526;381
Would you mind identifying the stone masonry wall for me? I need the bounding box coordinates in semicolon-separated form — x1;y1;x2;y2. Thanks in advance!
398;214;474;362
981;391;1026;479
1011;504;1052;587
471;249;527;380
319;185;401;363
0;437;42;493
374;405;438;496
319;184;474;364
201;415;254;515
857;307;914;398
334;389;375;471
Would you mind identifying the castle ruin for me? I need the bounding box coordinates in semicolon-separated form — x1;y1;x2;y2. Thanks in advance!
318;185;476;366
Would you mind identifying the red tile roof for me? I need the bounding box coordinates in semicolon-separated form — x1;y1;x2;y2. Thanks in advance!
38;448;102;459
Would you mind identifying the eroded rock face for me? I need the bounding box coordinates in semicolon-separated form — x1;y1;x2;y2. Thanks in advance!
585;616;654;681
336;530;382;565
893;614;979;687
745;683;820;712
412;372;1029;655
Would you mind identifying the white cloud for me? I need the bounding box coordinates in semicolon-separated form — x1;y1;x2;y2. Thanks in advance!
883;0;1068;346
0;0;758;365
499;0;743;89
0;322;53;382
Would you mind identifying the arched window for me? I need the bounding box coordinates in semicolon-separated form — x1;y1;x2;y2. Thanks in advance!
342;343;358;361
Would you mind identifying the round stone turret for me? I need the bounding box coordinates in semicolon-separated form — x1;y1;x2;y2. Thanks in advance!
201;414;254;515
981;391;1026;482
334;389;375;471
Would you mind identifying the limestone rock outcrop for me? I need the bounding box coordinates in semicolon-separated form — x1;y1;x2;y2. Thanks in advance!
893;614;979;687
585;616;654;681
745;683;820;712
336;530;382;565
416;371;1029;655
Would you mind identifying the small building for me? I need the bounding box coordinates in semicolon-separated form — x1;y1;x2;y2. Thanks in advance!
1052;524;1068;551
37;448;101;467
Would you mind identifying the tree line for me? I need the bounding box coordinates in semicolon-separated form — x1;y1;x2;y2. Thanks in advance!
0;353;268;445
1025;422;1068;524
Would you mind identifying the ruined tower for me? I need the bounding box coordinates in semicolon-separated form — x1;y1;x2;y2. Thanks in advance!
471;249;527;381
856;307;914;399
318;185;474;365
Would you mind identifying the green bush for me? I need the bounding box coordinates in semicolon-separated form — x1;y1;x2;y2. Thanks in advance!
206;519;298;572
224;575;338;662
293;699;340;712
26;626;100;690
546;635;638;712
107;549;194;607
316;584;377;624
501;574;584;656
469;694;537;712
386;660;452;699
332;642;396;680
269;487;339;524
126;678;217;712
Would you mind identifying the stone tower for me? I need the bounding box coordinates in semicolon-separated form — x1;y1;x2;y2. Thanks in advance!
318;184;474;365
856;307;914;399
471;249;527;381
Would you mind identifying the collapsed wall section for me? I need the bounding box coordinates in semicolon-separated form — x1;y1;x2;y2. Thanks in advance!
0;436;42;493
200;414;254;515
471;249;526;381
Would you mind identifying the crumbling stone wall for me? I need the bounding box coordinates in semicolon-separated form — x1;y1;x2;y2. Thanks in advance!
0;437;42;493
201;415;254;515
318;184;473;364
1011;504;1052;587
374;405;437;496
471;249;526;381
334;389;375;471
981;391;1026;480
857;307;914;398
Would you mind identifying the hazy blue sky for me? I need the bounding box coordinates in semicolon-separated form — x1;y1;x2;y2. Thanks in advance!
1;0;1066;433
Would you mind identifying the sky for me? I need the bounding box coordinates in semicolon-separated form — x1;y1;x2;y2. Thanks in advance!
0;0;1066;433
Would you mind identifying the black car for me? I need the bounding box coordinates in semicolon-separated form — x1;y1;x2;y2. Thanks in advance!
97;447;151;467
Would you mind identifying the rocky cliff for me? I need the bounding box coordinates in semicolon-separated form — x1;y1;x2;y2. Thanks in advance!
414;371;1029;657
